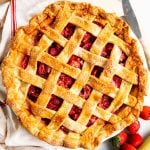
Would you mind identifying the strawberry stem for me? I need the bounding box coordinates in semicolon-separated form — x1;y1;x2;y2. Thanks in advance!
110;136;120;149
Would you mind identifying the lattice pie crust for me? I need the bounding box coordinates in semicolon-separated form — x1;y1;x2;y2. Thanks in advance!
1;1;148;149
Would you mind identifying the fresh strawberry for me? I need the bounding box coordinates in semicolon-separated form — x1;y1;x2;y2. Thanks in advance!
140;106;150;120
126;121;140;134
120;143;136;150
128;133;143;147
110;131;128;148
118;131;128;145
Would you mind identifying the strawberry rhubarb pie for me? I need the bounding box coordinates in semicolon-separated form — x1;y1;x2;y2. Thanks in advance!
1;1;148;149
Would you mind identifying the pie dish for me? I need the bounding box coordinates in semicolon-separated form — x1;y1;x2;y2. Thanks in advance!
1;1;148;149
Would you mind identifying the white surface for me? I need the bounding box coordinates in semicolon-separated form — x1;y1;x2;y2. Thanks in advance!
130;0;150;47
0;0;150;150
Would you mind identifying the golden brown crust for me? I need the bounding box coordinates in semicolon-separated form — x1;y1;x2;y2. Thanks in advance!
1;1;148;150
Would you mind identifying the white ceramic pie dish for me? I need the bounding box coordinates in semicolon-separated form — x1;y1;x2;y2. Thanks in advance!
0;0;149;150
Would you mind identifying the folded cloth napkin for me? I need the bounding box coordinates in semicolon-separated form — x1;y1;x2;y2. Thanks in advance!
0;71;6;143
0;0;149;150
0;106;6;143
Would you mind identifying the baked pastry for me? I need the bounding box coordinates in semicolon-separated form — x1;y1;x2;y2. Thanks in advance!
1;1;148;149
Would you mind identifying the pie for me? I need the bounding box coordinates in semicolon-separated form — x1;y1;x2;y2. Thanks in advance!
1;1;148;149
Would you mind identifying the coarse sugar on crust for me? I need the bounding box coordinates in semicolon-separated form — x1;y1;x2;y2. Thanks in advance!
1;1;148;150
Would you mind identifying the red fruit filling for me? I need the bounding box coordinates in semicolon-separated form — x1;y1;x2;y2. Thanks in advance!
112;75;122;88
101;43;113;58
47;95;63;111
36;62;51;79
119;52;128;65
34;31;43;45
57;73;74;89
69;105;82;121
61;23;76;39
60;125;69;134
68;55;84;69
41;118;50;125
91;66;103;78
48;42;63;56
98;95;113;109
87;115;98;127
21;55;29;69
27;85;42;102
79;84;92;100
80;32;96;50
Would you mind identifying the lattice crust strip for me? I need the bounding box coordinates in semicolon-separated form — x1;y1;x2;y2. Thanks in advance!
2;1;147;150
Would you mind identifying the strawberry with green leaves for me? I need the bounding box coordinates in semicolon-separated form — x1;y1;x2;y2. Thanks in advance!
110;131;128;149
